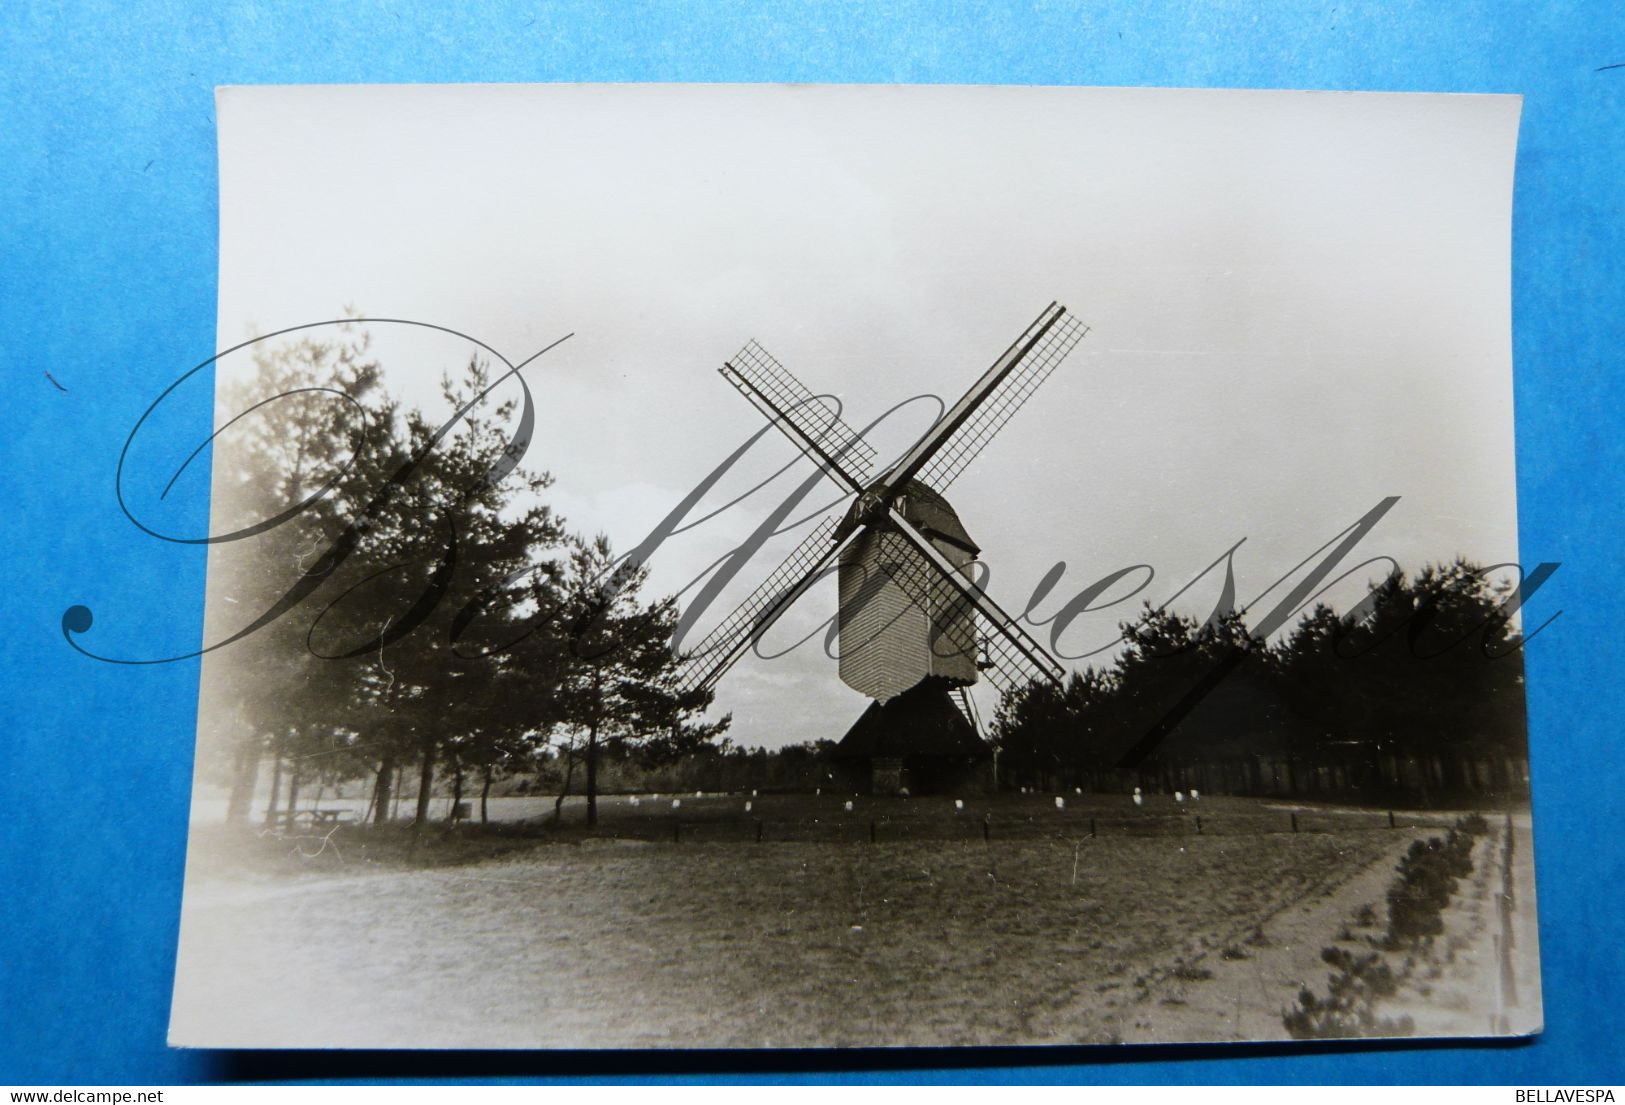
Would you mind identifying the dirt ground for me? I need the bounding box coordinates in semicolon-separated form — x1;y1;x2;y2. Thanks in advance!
1123;814;1541;1045
169;797;1526;1049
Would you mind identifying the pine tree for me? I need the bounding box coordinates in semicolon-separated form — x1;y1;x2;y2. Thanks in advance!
554;535;728;827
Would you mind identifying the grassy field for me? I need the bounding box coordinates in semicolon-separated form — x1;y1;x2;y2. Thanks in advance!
170;794;1460;1048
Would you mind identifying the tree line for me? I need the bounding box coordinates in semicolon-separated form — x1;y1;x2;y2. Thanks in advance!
990;562;1532;804
205;325;724;831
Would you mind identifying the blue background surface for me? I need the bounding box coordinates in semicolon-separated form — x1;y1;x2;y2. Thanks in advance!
2;0;1621;1085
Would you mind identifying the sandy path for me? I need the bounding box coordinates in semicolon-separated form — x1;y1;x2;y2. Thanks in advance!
1121;818;1542;1044
1386;817;1541;1039
1120;829;1427;1043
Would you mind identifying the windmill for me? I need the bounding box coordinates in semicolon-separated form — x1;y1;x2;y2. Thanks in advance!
677;302;1089;794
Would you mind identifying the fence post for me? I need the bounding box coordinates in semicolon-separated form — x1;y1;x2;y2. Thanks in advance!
982;818;990;843
756;820;764;844
1503;812;1516;908
673;821;681;843
1500;833;1519;1008
1195;815;1203;835
869;820;877;844
1290;812;1299;833
1388;810;1396;829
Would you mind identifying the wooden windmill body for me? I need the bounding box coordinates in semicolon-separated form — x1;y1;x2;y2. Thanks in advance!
837;479;980;702
679;303;1089;794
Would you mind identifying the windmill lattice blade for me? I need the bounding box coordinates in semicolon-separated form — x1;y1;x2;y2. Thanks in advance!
953;686;982;735
675;517;843;696
722;340;877;490
915;310;1089;492
872;543;1052;701
877;506;1066;699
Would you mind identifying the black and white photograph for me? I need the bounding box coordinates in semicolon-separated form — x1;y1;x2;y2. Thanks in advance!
167;83;1541;1049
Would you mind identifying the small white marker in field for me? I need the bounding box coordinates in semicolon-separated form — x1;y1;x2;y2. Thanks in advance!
1191;789;1200;800
1175;791;1185;803
629;796;640;807
752;789;758;797
745;801;752;813
1132;794;1144;807
695;791;703;798
816;788;821;796
1133;786;1142;795
1075;787;1082;795
672;798;682;809
844;800;853;812
1055;796;1065;810
954;799;964;811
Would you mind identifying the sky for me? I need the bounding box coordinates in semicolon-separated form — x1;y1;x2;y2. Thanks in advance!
209;83;1523;749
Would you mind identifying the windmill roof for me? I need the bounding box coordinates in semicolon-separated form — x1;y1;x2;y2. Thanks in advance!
842;478;980;555
832;678;990;759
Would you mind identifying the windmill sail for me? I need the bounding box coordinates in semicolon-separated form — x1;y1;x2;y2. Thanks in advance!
952;686;981;733
695;302;1080;713
873;303;1089;500
915;310;1089;492
877;505;1066;698
674;517;846;695
721;340;878;492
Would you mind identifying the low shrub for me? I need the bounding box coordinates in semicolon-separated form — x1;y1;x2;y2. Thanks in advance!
1282;947;1414;1039
1289;816;1489;1039
1383;820;1481;948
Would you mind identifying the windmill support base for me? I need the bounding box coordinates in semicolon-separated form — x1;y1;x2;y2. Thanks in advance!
829;678;995;797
